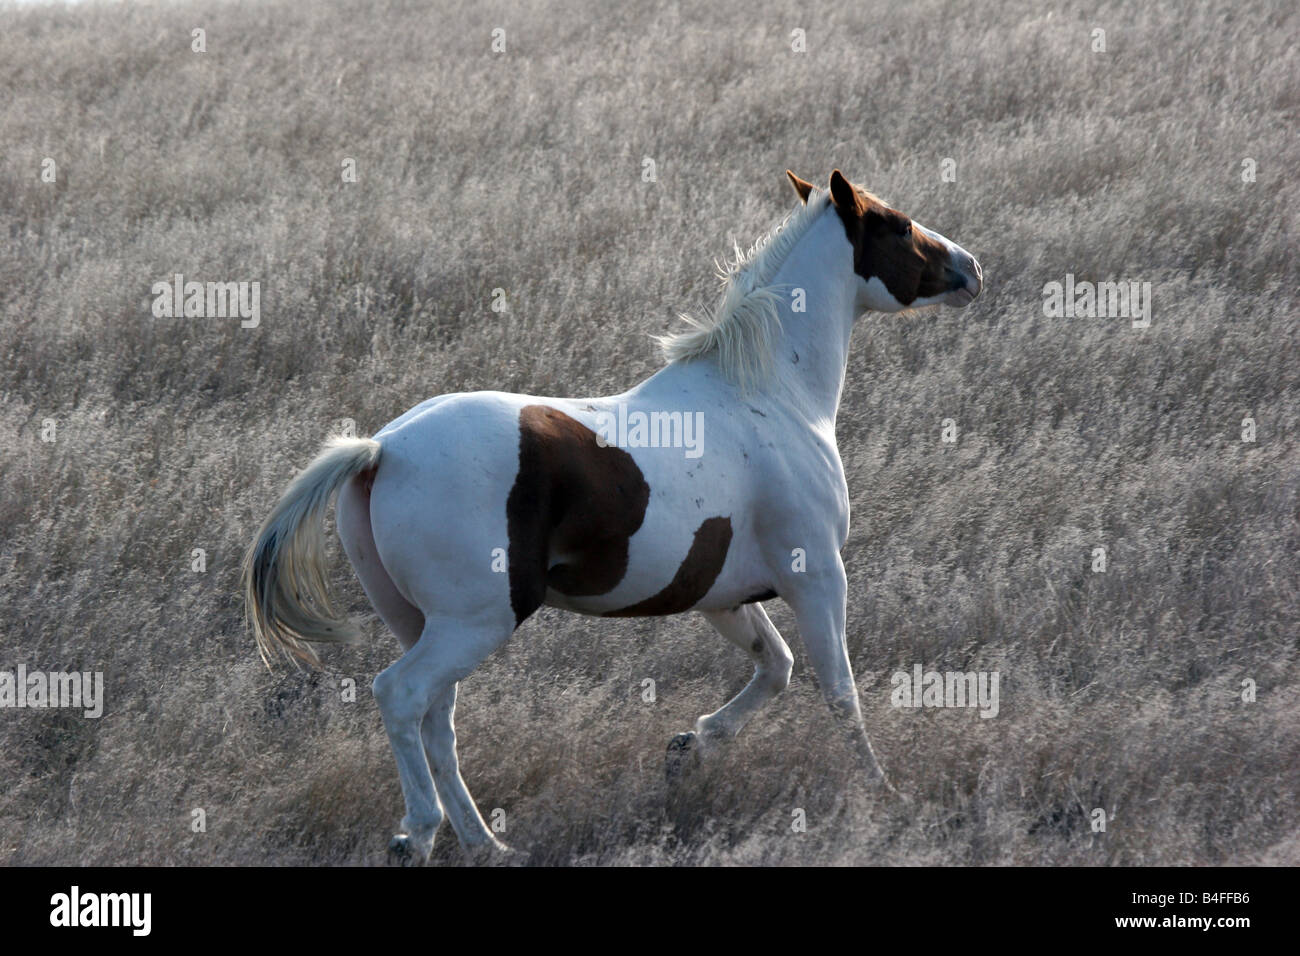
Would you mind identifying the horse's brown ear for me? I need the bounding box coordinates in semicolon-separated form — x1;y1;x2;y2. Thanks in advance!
786;169;814;204
828;169;857;210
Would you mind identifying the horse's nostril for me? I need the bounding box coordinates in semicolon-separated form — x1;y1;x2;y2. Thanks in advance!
948;264;975;293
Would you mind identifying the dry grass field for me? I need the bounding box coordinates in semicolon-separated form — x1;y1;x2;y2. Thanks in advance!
1;0;1297;865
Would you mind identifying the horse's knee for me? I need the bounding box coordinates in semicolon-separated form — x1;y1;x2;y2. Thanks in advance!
766;645;794;692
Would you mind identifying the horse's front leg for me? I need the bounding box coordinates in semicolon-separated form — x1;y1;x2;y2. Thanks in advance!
665;602;794;774
781;551;892;790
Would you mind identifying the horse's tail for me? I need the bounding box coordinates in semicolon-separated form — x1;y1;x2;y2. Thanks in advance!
243;435;383;667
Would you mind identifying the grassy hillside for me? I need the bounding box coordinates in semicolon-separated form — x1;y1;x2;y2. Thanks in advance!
1;0;1297;865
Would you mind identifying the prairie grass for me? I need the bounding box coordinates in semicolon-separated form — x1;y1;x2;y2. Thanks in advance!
1;0;1297;865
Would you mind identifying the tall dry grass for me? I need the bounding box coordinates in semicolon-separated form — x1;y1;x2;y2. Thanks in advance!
1;0;1297;865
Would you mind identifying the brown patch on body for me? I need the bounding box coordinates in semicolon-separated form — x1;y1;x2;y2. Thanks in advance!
604;516;733;617
828;169;954;305
506;405;650;626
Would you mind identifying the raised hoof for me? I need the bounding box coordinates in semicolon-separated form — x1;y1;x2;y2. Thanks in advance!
386;832;432;866
665;731;700;782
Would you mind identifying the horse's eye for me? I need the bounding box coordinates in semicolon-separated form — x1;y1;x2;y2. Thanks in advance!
899;220;913;239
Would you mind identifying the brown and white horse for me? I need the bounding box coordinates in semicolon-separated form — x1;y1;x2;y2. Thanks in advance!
244;169;982;863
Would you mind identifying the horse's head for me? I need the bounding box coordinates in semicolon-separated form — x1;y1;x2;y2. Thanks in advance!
787;168;982;314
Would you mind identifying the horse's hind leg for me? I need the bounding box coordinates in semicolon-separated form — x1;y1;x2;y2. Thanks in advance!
372;613;512;864
668;603;793;772
420;682;509;857
337;475;426;650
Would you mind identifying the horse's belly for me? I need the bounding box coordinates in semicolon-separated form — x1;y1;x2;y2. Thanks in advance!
542;514;770;618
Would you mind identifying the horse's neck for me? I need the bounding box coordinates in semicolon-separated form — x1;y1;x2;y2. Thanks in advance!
764;207;858;426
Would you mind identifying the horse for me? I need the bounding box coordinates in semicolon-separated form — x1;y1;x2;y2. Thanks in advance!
243;168;983;863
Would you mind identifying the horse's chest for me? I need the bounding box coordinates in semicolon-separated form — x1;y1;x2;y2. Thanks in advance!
767;438;850;548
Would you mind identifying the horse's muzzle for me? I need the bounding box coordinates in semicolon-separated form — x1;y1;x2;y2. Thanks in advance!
944;253;983;307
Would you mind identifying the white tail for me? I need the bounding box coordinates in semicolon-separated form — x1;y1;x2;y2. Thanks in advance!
243;435;382;666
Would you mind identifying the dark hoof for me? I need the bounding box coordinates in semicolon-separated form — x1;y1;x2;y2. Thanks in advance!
665;731;699;782
387;833;421;866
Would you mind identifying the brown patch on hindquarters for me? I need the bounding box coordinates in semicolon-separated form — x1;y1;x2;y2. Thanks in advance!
604;516;733;617
506;405;650;626
828;169;953;305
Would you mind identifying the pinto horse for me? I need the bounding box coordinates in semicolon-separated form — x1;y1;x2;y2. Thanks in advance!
244;169;982;863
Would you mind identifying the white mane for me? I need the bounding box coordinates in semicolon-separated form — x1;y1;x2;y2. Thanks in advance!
657;189;830;391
